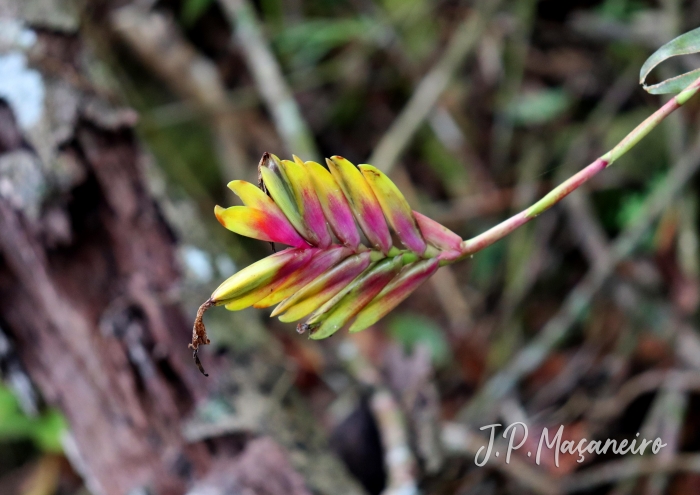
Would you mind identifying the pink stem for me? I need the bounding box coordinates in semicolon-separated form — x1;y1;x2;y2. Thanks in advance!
458;74;700;258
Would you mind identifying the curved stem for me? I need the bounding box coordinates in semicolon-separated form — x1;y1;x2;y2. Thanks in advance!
459;75;700;258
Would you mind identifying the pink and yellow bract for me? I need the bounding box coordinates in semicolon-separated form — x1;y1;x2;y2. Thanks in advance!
196;152;463;347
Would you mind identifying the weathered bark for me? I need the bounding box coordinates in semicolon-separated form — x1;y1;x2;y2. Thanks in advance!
0;2;364;495
0;121;209;495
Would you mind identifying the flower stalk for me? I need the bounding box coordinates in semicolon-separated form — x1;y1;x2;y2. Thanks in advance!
191;69;700;375
459;74;700;258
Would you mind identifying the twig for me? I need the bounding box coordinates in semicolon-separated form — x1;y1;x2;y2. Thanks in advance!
459;118;700;424
220;0;320;162
528;345;598;412
497;143;550;321
441;422;559;495
564;454;700;493
352;0;493;195
587;369;700;422
432;186;522;224
110;5;248;180
433;64;637;226
636;373;688;495
143;86;259;127
429;266;472;333
371;389;418;495
489;0;539;170
675;327;700;369
369;0;503;173
339;341;419;495
564;190;611;265
428;106;494;196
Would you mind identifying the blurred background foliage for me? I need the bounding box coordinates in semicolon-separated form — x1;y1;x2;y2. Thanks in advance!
6;0;700;493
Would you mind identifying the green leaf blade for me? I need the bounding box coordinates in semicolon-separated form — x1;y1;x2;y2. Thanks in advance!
640;26;700;94
644;67;700;95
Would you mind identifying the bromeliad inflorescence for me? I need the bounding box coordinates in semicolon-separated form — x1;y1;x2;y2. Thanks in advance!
192;27;700;376
191;153;466;373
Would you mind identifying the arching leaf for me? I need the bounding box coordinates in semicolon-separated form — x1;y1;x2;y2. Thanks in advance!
640;26;700;94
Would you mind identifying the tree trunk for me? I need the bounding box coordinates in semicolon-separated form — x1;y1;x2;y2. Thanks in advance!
0;2;364;494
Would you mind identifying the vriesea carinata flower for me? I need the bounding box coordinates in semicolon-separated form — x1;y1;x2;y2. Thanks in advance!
191;152;467;374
